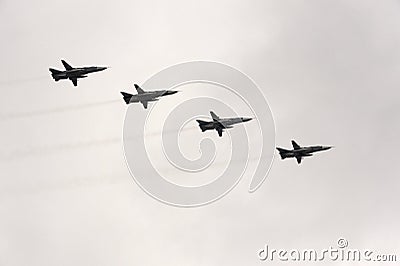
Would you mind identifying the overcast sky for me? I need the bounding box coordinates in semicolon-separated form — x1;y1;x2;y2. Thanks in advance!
1;0;400;265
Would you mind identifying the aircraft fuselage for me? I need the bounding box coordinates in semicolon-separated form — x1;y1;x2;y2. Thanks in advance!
127;90;177;103
276;141;332;164
51;67;107;80
199;117;252;131
197;113;253;137
282;146;331;158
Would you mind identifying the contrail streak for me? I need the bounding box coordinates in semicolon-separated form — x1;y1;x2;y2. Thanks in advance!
0;99;121;121
0;137;122;162
0;127;199;162
0;75;49;86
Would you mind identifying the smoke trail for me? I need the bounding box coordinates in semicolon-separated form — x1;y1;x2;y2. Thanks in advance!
0;172;129;199
0;75;49;86
0;137;122;162
0;99;121;121
0;155;270;199
143;125;198;137
0;126;198;162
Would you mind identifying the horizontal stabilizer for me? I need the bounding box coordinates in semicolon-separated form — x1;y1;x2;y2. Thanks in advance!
196;120;208;132
276;147;289;159
49;68;61;81
120;92;133;104
49;68;62;74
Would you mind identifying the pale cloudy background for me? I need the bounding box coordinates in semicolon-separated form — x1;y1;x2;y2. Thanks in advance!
1;0;400;265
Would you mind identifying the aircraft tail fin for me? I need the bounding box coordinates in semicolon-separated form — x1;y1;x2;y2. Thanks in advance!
196;120;208;132
49;68;62;81
49;68;61;74
120;92;133;104
276;147;289;159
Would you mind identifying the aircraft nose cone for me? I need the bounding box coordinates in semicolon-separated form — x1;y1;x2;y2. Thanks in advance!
242;117;253;122
165;90;179;95
99;67;108;71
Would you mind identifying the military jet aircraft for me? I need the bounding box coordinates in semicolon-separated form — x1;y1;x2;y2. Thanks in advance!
276;140;332;164
196;111;253;137
120;84;178;109
49;60;108;86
